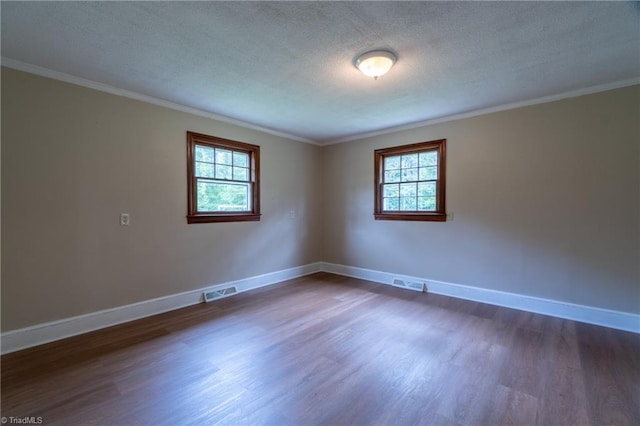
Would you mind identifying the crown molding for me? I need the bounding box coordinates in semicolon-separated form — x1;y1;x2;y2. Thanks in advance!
1;57;318;145
322;77;640;145
3;57;637;147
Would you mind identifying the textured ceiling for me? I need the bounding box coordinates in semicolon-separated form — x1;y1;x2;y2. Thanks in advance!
2;1;639;144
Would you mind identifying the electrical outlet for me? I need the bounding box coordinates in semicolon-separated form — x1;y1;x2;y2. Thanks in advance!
120;213;130;226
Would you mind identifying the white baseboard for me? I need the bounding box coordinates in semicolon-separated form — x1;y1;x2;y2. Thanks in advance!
2;261;637;354
0;263;323;355
321;262;640;334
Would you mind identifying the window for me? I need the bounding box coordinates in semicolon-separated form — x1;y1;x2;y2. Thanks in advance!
187;131;260;223
374;139;446;221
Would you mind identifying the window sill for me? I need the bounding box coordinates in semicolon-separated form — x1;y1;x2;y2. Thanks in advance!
374;212;447;222
187;213;261;224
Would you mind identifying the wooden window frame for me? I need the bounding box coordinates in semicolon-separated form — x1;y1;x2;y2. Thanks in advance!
187;131;260;223
374;139;447;222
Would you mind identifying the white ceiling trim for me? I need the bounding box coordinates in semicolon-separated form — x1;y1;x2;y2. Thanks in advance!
324;77;640;145
1;57;317;145
3;57;637;147
3;1;638;142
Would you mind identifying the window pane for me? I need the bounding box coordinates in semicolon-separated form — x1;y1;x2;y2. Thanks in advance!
383;197;399;211
195;145;215;162
417;181;436;197
187;132;261;223
233;167;249;181
401;168;418;182
401;154;418;168
419;166;438;180
400;183;417;197
418;197;436;211
384;169;401;183
385;156;401;170
400;197;417;210
216;164;232;180
215;149;232;165
197;180;250;212
383;184;399;198
374;139;446;221
233;151;248;167
195;161;214;178
419;151;438;166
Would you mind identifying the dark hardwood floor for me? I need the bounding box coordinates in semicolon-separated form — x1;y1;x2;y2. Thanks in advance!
1;272;638;425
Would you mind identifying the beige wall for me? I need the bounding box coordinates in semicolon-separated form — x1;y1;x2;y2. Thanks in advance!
1;68;322;331
2;67;638;333
322;85;640;314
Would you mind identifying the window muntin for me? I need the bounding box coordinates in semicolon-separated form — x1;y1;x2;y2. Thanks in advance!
374;139;446;221
194;145;251;212
187;132;260;223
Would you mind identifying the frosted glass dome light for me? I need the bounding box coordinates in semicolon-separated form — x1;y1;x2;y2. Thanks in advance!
355;50;397;80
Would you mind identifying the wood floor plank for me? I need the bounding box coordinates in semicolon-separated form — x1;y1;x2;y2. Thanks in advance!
576;323;639;425
2;272;638;425
498;327;546;397
483;384;539;426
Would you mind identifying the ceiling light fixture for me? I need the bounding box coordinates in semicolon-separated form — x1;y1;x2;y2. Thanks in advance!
354;50;397;80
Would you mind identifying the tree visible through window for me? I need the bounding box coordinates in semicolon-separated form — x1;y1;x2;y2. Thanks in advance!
374;139;446;221
187;132;260;223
